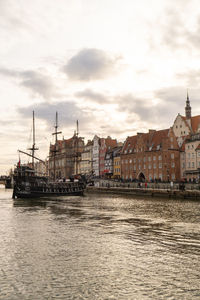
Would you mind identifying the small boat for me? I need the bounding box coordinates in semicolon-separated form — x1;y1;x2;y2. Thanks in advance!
12;111;86;199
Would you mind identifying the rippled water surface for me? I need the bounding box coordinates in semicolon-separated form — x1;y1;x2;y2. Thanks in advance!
0;188;200;299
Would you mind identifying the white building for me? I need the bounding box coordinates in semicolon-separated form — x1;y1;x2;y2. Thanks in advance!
92;135;100;177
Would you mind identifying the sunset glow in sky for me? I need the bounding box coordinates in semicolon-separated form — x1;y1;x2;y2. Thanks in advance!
1;0;200;173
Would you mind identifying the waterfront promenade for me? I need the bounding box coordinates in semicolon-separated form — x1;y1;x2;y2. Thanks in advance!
87;179;200;200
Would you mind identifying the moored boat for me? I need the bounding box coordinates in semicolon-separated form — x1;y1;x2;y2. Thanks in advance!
12;111;86;199
12;165;85;199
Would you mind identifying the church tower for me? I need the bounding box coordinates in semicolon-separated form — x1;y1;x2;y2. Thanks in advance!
185;91;191;119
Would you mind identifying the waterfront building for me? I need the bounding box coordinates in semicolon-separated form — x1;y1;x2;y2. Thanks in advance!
105;146;122;178
121;128;180;182
49;134;84;179
99;137;117;177
172;93;200;147
92;135;100;177
80;140;93;175
183;133;200;182
172;93;200;181
34;159;48;176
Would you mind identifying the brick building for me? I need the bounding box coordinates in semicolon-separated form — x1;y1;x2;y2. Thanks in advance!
121;128;180;182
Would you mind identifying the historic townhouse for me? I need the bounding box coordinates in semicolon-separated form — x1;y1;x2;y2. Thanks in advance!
92;135;100;177
173;93;200;181
105;146;122;178
184;133;200;181
104;146;122;177
121;128;180;182
99;137;117;177
80;140;93;175
49;134;84;179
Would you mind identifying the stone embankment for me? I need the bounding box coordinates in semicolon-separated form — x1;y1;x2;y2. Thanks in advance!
86;180;200;200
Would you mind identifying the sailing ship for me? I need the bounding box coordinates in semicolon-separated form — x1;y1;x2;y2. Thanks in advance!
12;112;86;199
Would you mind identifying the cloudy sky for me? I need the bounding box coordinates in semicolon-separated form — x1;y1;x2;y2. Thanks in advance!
1;0;200;173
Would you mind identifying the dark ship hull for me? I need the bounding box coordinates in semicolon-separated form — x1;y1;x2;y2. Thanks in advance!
12;166;85;199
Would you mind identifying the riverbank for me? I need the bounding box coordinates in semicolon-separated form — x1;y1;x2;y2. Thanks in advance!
86;186;200;200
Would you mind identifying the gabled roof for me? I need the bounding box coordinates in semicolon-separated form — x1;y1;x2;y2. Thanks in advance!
191;115;200;132
105;137;117;149
181;115;200;133
122;129;170;154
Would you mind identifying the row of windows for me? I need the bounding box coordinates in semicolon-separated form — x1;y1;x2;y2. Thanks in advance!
123;162;175;170
124;145;161;154
122;155;163;164
122;173;176;180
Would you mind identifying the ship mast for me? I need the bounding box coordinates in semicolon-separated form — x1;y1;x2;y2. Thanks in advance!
52;112;62;180
28;111;38;168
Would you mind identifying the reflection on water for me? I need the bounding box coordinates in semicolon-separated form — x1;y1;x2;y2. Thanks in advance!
0;190;200;299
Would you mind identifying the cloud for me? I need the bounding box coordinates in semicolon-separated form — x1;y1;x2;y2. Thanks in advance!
0;67;58;99
17;100;94;129
75;88;110;104
63;48;120;81
158;3;200;52
177;69;200;88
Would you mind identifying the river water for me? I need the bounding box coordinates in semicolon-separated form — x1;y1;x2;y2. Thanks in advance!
0;187;200;300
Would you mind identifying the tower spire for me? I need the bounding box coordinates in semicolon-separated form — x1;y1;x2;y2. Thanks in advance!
185;90;191;119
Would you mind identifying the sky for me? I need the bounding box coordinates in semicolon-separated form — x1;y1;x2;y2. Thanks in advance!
1;0;200;173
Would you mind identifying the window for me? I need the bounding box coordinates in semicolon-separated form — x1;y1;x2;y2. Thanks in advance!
171;153;174;159
129;159;132;163
148;164;152;169
182;163;185;168
188;153;190;158
139;165;141;170
192;162;194;168
172;173;175;180
158;155;162;161
148;157;151;162
159;163;162;168
188;145;190;149
188;162;190;168
144;164;146;169
153;156;156;161
153;163;156;169
144;157;146;162
171;162;175;168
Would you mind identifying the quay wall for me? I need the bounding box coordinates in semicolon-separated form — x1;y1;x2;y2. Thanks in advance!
86;179;200;200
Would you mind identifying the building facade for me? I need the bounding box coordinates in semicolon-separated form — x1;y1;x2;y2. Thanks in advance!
92;135;100;177
49;134;84;179
121;128;180;182
99;137;117;177
80;140;93;175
